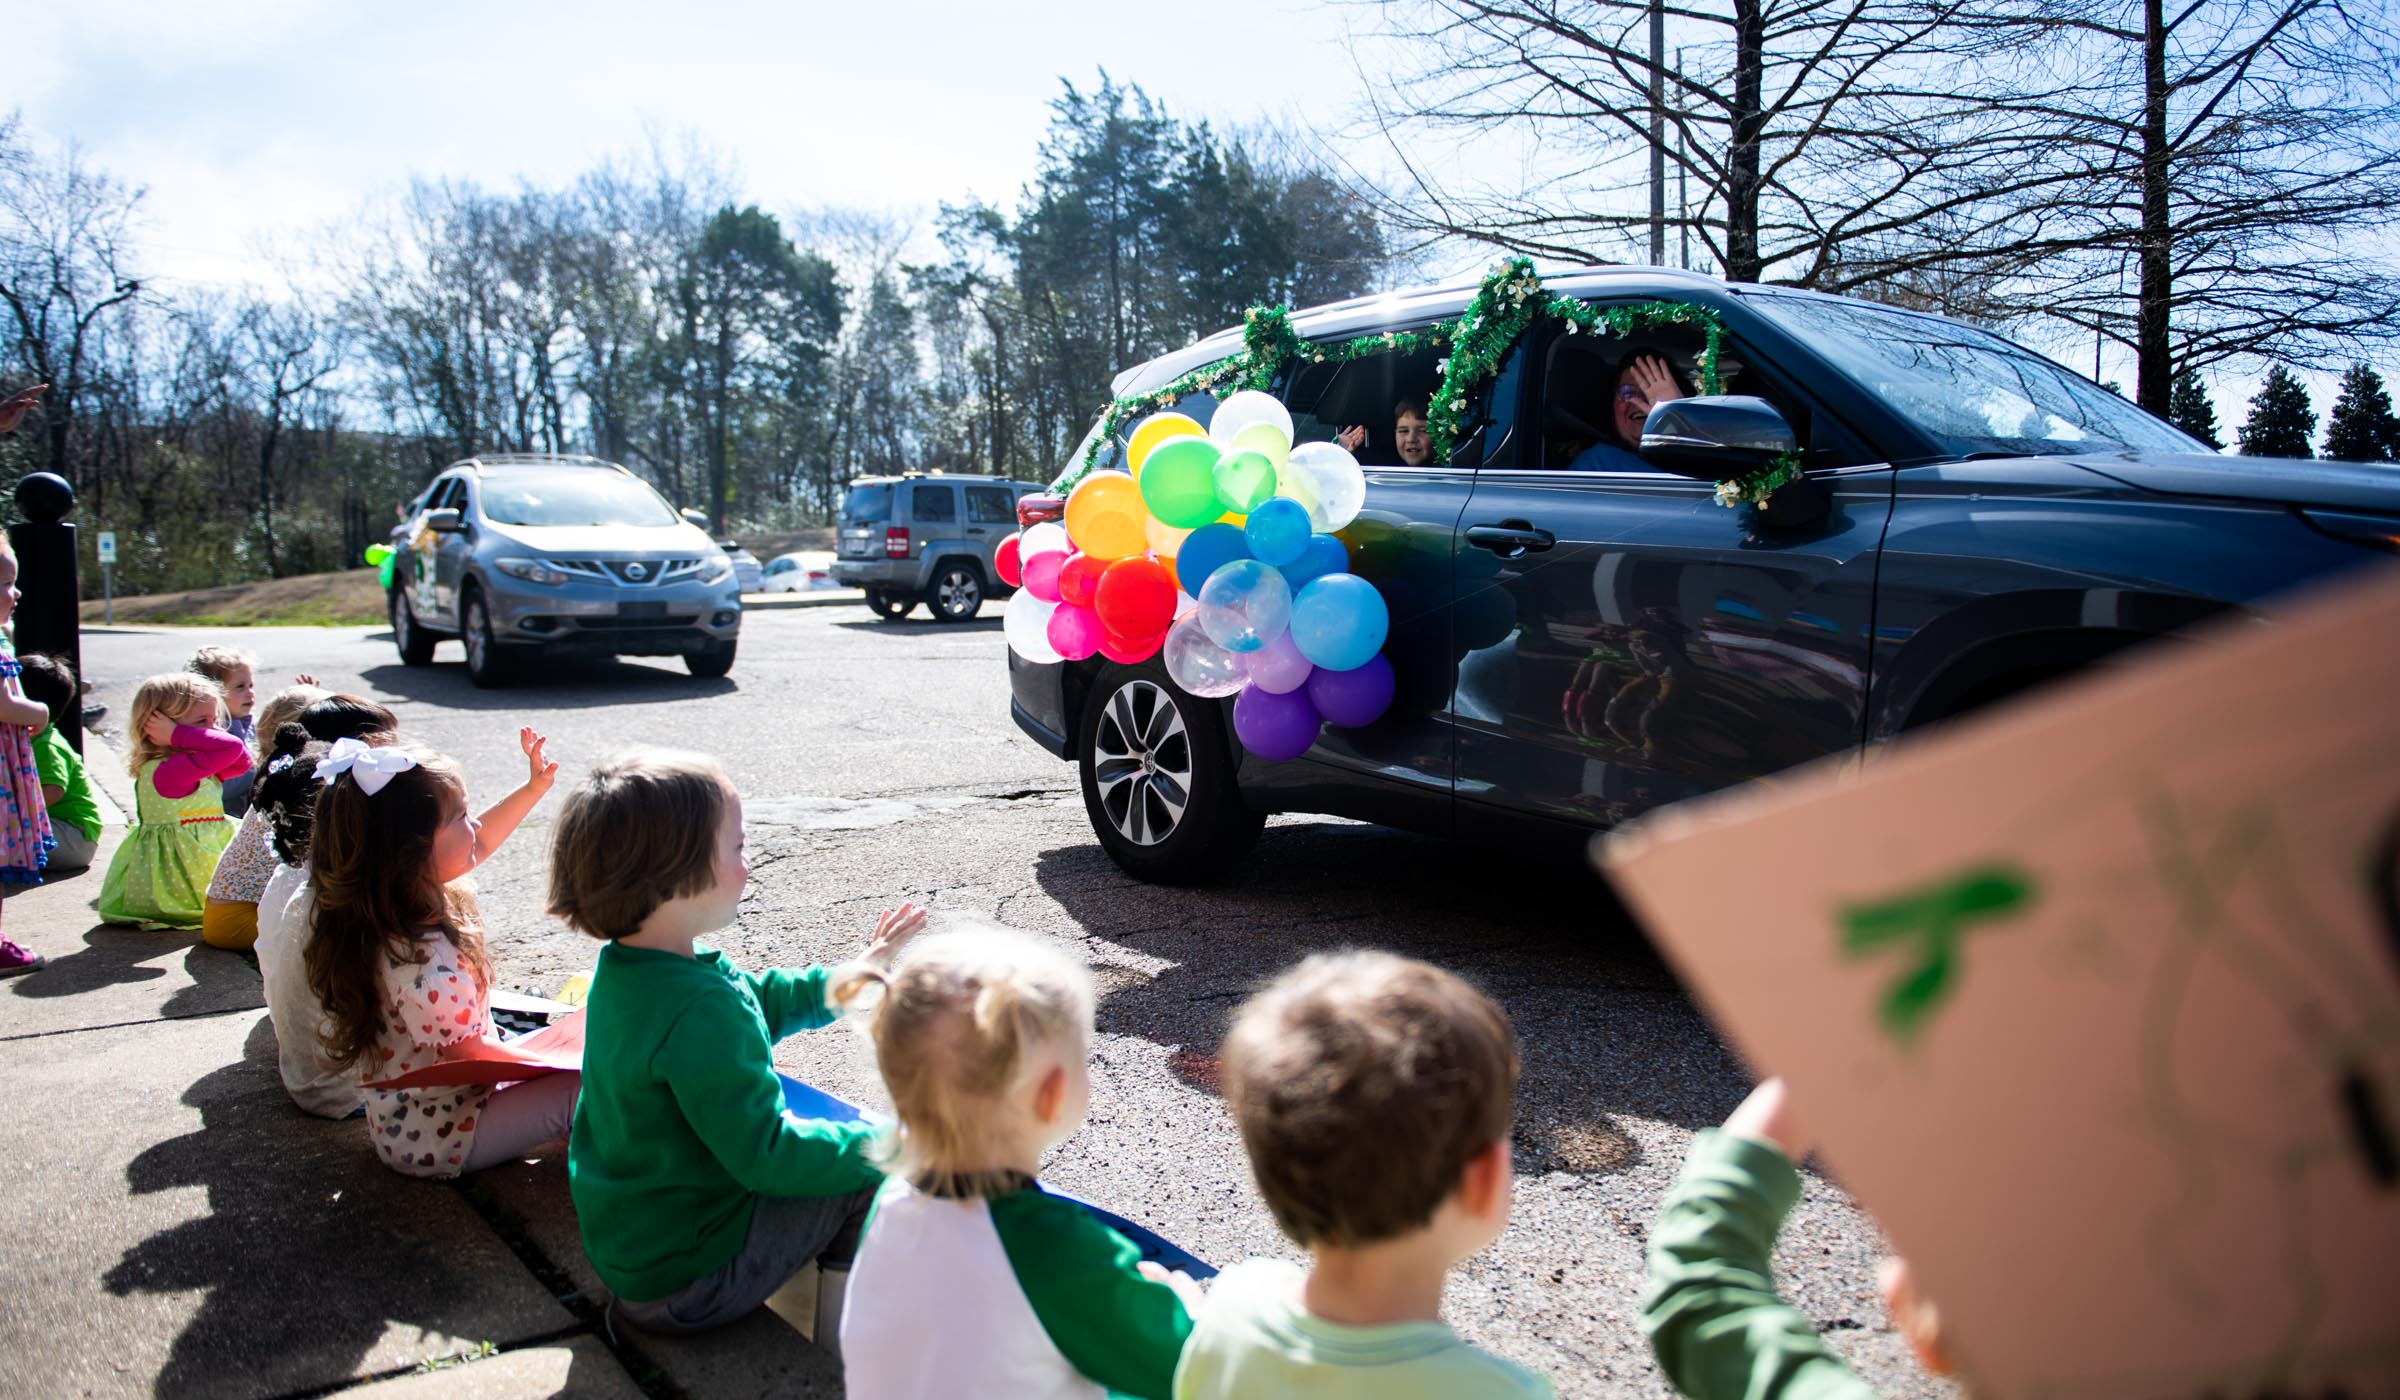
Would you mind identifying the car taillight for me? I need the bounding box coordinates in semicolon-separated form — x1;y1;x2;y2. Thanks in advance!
1017;494;1064;527
885;527;910;558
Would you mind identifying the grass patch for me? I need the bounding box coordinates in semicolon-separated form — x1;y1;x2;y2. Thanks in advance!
83;568;388;628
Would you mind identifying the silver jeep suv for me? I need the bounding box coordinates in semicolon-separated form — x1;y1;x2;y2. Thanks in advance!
387;454;741;687
830;472;1047;621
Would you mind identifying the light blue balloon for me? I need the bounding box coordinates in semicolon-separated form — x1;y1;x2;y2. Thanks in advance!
1197;558;1293;655
1288;573;1389;672
1176;522;1250;598
1243;497;1312;568
1278;533;1349;592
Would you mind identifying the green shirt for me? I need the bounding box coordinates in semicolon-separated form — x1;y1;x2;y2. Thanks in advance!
32;724;99;842
1641;1130;1878;1400
1174;1259;1554;1400
567;941;883;1303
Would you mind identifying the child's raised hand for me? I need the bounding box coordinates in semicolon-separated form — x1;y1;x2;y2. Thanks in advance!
862;902;928;968
1722;1076;1807;1160
519;727;559;793
1138;1261;1205;1311
142;711;178;747
294;672;318;687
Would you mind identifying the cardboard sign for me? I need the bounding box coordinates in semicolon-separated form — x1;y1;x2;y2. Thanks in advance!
1601;566;2400;1398
364;1009;585;1090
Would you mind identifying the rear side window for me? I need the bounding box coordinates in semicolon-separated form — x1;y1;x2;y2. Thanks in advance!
841;483;892;520
966;486;1015;524
911;484;957;522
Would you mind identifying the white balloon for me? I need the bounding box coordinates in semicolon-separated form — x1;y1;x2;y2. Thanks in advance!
1004;588;1063;664
1284;441;1367;532
1163;612;1248;698
1021;521;1071;560
1208;390;1295;451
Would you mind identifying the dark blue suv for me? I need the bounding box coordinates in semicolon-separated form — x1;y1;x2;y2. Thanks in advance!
1010;268;2400;883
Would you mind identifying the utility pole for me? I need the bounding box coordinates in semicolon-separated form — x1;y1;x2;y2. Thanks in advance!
1676;46;1691;271
1649;0;1666;265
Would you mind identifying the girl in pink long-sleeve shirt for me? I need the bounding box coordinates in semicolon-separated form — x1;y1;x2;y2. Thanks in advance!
96;673;251;931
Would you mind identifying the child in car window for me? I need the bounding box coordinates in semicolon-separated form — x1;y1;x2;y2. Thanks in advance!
1338;398;1435;467
1567;353;1692;472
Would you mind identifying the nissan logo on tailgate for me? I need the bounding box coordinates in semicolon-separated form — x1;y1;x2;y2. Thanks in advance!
625;562;648;581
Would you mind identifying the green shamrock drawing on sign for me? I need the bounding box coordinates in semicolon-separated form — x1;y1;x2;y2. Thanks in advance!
1839;866;2038;1041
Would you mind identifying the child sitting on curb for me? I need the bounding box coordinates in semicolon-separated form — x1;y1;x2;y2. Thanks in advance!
1177;950;1555;1399
16;654;100;874
546;748;925;1338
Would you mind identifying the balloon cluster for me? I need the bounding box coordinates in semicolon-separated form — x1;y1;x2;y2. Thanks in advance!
998;391;1396;761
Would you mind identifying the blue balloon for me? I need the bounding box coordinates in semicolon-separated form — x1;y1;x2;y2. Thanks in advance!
1243;498;1312;567
1176;522;1250;598
1288;573;1389;672
1278;533;1349;593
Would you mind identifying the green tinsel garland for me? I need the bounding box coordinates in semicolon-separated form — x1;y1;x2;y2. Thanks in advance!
1061;258;1795;509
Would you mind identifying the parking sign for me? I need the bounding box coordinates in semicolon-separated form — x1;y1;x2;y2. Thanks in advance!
96;531;116;564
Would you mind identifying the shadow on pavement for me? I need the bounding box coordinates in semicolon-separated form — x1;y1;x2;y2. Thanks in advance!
8;922;257;1018
1034;818;1741;1167
357;661;737;710
827;617;1004;636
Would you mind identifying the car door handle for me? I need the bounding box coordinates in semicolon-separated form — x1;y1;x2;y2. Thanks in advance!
1465;522;1556;557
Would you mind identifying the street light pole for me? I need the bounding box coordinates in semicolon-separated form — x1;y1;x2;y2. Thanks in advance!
1649;0;1666;266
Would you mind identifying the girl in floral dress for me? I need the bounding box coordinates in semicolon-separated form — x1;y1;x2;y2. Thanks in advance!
302;733;572;1179
0;536;56;977
95;674;250;929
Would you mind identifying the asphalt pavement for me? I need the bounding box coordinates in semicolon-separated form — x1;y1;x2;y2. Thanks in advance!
1;597;1954;1398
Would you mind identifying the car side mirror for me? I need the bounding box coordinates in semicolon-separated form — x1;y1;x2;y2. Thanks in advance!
1639;396;1797;479
681;508;711;529
425;508;465;534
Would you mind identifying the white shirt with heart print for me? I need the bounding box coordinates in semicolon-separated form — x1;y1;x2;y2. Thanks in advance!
362;931;494;1178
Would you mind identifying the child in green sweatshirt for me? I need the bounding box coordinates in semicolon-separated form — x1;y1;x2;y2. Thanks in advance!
547;748;926;1338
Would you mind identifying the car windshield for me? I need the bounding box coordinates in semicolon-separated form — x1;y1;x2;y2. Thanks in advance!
480;470;680;527
1742;291;2200;458
841;483;892;519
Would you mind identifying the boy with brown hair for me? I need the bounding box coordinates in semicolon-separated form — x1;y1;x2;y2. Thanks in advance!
1177;949;1555;1399
550;748;925;1339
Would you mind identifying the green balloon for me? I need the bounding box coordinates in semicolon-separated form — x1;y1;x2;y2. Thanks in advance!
1214;448;1279;515
1141;436;1225;529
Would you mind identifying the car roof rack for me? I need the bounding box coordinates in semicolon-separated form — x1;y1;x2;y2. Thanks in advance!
450;453;634;476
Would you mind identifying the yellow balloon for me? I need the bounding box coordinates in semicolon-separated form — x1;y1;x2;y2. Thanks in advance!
1218;510;1247;528
1145;514;1191;562
1230;420;1291;472
1127;412;1207;479
1065;472;1149;560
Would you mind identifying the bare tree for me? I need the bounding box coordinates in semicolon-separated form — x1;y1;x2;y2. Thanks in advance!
237;291;342;574
0;120;147;479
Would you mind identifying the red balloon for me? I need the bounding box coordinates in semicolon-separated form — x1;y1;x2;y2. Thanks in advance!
995;532;1024;588
1057;552;1108;611
1094;556;1177;640
1098;626;1165;664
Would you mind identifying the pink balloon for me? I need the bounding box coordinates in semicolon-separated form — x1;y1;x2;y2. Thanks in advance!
1047;602;1104;661
1243;630;1315;694
1023;549;1067;603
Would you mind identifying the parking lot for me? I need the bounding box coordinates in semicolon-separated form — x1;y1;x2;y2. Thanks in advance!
28;601;1947;1398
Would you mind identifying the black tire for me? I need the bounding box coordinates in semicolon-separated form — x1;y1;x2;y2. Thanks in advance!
391;587;437;667
686;639;737;678
1077;664;1263;885
927;561;985;623
867;588;915;621
461;587;516;689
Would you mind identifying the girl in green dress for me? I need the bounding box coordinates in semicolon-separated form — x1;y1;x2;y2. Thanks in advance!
95;673;251;928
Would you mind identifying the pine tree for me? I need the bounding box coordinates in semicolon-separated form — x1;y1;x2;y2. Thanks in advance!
2321;364;2400;463
2237;366;2316;459
2167;368;2222;450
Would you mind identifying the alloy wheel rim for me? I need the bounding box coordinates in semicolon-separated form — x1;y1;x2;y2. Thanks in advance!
939;571;977;613
1092;680;1192;847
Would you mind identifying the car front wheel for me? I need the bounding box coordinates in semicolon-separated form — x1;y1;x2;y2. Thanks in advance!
686;639;737;678
1077;667;1263;884
392;588;436;667
461;590;515;689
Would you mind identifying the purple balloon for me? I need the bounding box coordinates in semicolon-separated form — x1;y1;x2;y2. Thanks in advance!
1305;653;1396;728
1232;684;1322;762
1243;630;1315;694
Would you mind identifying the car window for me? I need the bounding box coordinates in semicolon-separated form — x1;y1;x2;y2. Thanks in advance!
966;486;1015;524
911;483;957;523
431;478;465;512
841;482;891;520
1279;331;1465;468
766;558;795;574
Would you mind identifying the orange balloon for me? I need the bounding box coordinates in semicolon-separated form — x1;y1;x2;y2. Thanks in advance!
1064;472;1149;560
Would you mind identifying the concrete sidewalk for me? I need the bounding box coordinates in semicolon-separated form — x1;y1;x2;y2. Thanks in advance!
0;789;837;1396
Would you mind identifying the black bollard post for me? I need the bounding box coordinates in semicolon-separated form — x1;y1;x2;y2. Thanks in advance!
10;473;82;756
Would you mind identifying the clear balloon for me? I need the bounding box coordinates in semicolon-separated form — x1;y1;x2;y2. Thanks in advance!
1127;412;1207;478
1233;684;1321;762
1243;497;1312;568
1197;558;1293;655
1209;390;1296;451
1140;436;1226;529
1004;589;1062;664
1162;612;1246;698
995;532;1024;587
1064;472;1148;559
1278;533;1350;593
1284;441;1367;532
1213;449;1279;516
1306;653;1396;728
1022;548;1066;603
1175;522;1250;597
1047;602;1104;661
1288;572;1389;672
1243;630;1315;694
